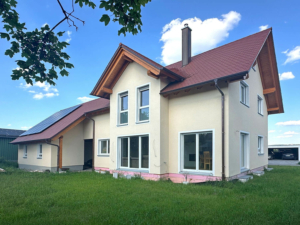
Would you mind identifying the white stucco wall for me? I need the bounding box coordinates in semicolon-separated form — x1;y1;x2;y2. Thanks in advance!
228;63;268;176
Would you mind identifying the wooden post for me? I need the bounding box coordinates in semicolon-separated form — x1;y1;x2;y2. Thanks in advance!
59;136;63;169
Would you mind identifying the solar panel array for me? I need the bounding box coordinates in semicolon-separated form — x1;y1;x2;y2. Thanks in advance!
20;104;82;136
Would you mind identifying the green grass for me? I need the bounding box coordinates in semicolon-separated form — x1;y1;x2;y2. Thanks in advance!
1;164;300;225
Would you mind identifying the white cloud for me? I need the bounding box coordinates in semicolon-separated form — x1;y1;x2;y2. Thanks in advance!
160;11;241;65
7;124;11;127
279;72;295;81
276;135;293;138
259;25;268;31
276;120;300;126
28;90;36;93
66;31;72;43
21;126;32;130
284;131;299;135
269;130;276;133
77;96;96;103
283;46;300;65
33;92;59;100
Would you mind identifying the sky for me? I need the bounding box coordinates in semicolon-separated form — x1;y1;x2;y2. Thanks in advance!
0;0;300;145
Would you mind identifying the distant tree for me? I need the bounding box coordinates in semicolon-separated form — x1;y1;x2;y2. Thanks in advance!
0;0;151;85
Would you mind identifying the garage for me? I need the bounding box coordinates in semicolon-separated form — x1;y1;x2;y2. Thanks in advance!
268;145;300;166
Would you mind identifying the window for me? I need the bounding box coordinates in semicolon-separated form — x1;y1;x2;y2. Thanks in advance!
137;85;149;122
240;81;249;106
119;135;149;170
118;92;128;125
23;145;27;158
258;136;263;154
181;131;213;172
258;95;263;115
98;139;110;155
37;144;42;159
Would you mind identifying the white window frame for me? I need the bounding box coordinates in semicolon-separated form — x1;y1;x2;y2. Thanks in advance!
258;135;264;155
117;134;150;171
178;129;215;176
23;145;27;158
37;144;43;159
240;131;250;172
136;84;150;123
97;139;110;156
257;95;263;116
118;91;129;126
240;81;249;107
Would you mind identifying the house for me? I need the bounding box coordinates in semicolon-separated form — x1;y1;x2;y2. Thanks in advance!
0;128;25;161
12;26;283;182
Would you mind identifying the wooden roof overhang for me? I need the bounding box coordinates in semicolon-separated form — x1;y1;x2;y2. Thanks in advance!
90;44;185;99
256;31;284;114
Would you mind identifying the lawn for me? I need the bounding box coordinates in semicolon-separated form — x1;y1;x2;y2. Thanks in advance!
1;164;300;225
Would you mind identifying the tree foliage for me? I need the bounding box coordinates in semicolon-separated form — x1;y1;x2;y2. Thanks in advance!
0;0;151;85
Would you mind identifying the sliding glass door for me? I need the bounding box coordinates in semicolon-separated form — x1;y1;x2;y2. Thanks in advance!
120;135;149;170
240;133;248;170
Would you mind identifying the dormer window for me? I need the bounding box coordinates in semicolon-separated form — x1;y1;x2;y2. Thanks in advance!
137;85;149;122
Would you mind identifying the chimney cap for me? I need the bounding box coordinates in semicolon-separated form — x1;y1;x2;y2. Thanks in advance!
182;23;192;31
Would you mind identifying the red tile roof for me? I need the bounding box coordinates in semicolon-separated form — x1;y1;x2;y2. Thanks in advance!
12;98;109;144
161;28;272;93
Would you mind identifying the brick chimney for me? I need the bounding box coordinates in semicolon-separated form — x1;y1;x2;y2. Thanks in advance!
182;23;192;67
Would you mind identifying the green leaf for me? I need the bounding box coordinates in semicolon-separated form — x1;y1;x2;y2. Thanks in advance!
0;33;10;41
5;49;14;58
60;69;69;76
65;63;74;69
100;14;110;26
57;31;65;37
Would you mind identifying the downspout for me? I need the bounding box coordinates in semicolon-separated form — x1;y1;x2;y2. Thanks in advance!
84;113;95;171
214;79;226;181
45;139;60;172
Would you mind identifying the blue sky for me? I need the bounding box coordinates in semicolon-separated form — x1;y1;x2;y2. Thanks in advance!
0;0;299;145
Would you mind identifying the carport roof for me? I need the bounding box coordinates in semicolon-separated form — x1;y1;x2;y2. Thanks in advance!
11;98;110;144
0;128;25;138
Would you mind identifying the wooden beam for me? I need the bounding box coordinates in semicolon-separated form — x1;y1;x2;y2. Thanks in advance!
110;61;130;89
52;116;86;141
268;107;279;112
123;55;133;62
263;87;276;95
185;89;191;93
102;87;113;94
59;136;63;169
147;70;159;79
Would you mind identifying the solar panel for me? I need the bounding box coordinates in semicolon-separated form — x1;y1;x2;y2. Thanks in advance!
20;104;82;136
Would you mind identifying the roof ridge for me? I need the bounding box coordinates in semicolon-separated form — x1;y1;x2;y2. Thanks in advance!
166;28;272;68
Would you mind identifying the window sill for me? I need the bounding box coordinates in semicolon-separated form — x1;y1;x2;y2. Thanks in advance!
97;154;110;157
240;101;250;108
23;157;27;158
37;157;42;159
117;168;149;173
136;120;149;124
117;124;128;127
258;153;264;156
180;171;214;176
258;113;264;117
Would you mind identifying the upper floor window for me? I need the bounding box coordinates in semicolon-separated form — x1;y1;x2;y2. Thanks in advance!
240;81;249;106
119;92;128;125
258;136;263;154
23;145;27;158
137;85;149;122
258;95;263;115
98;139;110;155
37;144;42;159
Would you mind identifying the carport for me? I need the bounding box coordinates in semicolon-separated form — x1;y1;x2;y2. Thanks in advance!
268;145;300;166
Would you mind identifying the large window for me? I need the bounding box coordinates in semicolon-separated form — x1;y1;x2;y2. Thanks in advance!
119;92;128;125
120;135;149;170
258;136;263;154
37;144;42;159
240;132;249;170
137;85;149;122
240;81;249;106
23;145;27;158
98;139;110;155
258;95;263;115
181;131;213;172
